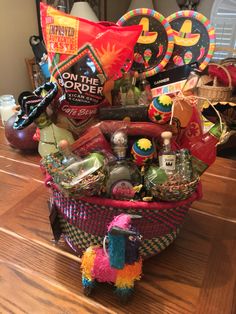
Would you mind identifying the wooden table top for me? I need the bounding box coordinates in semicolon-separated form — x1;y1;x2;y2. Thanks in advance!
0;124;236;314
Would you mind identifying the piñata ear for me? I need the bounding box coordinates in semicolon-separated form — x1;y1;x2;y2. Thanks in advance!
109;226;136;236
129;214;142;219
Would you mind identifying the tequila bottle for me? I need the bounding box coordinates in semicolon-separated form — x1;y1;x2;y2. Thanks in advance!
158;131;176;175
120;72;139;106
106;130;141;200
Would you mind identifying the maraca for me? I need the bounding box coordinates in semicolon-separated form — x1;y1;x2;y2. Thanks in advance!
148;94;173;124
131;138;155;166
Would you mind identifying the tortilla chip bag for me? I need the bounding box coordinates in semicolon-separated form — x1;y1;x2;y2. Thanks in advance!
40;3;142;135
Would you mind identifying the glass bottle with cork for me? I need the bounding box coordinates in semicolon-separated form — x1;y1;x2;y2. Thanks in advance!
106;130;141;200
158;131;176;176
119;72;140;106
138;73;152;106
0;95;16;126
120;72;132;106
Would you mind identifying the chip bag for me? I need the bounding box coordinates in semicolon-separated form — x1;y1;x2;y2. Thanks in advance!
40;3;142;135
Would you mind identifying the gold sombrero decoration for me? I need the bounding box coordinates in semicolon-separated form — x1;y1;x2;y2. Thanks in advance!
173;19;200;47
137;17;158;44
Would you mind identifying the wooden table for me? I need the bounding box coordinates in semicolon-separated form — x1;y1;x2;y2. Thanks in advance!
0;124;236;314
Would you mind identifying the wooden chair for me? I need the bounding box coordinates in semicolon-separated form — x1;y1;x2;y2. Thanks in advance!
25;57;46;90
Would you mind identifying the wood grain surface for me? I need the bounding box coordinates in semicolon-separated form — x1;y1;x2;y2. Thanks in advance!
0;124;236;314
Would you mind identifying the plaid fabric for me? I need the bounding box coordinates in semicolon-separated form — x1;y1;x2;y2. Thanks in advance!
53;188;191;238
51;186;199;258
60;216;179;259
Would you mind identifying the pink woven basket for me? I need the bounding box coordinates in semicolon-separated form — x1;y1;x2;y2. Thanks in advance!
50;182;202;259
45;121;202;259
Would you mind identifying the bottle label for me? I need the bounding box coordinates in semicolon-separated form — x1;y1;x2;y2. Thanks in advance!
126;88;135;106
52;45;106;109
159;155;176;171
111;180;135;200
191;155;208;176
120;92;127;106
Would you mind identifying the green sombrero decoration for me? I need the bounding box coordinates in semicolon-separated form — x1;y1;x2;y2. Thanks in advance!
117;8;174;77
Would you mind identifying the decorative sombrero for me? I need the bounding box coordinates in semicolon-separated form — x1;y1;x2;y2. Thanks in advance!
117;8;174;77
172;19;200;46
166;10;215;71
14;82;58;130
137;17;158;44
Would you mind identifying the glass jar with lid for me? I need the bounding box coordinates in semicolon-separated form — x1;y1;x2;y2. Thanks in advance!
0;95;16;126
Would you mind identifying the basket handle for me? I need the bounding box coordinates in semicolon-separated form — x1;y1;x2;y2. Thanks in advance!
209;63;232;88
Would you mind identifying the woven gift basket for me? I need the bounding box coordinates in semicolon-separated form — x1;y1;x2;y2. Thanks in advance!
49;182;201;259
198;63;233;102
44;122;202;260
149;175;200;202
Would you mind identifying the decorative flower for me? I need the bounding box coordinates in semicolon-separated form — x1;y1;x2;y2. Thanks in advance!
186;122;201;138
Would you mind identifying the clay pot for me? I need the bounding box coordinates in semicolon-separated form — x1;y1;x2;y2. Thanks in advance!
4;113;38;151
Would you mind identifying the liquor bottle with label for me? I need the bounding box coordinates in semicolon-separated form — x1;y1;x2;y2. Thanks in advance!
158;131;176;175
138;73;152;106
120;73;131;106
187;123;223;176
119;72;140;106
106;130;141;200
126;75;136;106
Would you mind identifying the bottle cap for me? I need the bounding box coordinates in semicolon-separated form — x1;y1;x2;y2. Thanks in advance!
58;140;71;154
161;131;172;140
161;131;173;146
111;130;128;159
111;130;128;147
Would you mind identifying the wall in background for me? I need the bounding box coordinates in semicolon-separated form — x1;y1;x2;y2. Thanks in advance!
106;1;129;22
0;0;38;100
106;0;215;22
153;0;215;19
